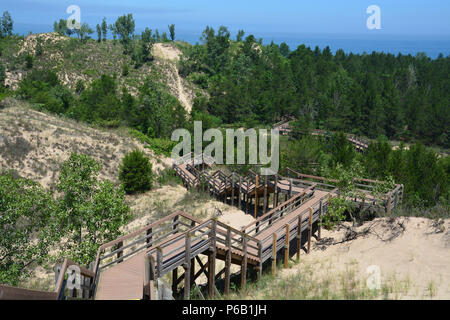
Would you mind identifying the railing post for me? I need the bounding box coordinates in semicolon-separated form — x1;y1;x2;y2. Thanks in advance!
146;227;153;248
263;175;268;214
231;173;235;207
318;200;323;240
297;215;302;260
208;220;216;298
289;178;293;198
117;241;123;264
184;233;191;300
284;224;290;268
387;193;392;215
241;236;248;290
224;227;231;296
254;175;259;219
274;175;279;208
272;233;277;276
156;247;163;278
173;215;179;234
238;176;242;209
308;208;313;254
257;242;263;282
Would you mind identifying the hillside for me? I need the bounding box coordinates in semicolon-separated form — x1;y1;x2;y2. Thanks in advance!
0;97;170;188
1;33;197;112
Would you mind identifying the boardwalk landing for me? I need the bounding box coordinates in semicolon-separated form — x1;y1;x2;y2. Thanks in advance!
0;158;403;300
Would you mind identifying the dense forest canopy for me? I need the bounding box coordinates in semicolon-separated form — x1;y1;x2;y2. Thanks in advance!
181;26;449;148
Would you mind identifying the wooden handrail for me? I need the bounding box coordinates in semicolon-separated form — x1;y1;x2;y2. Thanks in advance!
242;184;316;232
55;258;95;300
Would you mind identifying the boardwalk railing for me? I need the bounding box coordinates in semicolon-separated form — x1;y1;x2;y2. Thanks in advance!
241;185;317;236
258;193;332;264
92;211;202;296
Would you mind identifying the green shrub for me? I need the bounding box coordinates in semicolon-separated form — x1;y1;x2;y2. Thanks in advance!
119;149;153;194
25;54;33;69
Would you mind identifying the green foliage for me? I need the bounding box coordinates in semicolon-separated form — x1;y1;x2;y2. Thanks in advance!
0;11;13;37
128;129;176;157
17;69;73;114
53;19;72;36
113;14;135;53
168;24;175;41
0;172;55;285
24;54;33;69
101;17;108;41
96;24;102;42
330;132;356;168
119;149;154;194
55;152;131;265
0;62;5;88
74;23;94;43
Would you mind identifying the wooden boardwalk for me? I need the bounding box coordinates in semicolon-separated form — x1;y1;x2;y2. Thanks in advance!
0;156;403;300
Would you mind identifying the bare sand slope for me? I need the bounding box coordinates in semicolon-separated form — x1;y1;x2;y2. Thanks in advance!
283;217;450;299
0;99;169;189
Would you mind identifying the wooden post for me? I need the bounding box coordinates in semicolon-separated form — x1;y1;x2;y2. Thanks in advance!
190;258;195;287
274;175;279;208
387;193;392;215
308;208;313;254
184;234;191;300
172;267;178;295
208;220;216;298
173;215;179;235
224;227;231;296
245;193;249;214
297;215;302;260
272;233;277;276
284;224;290;268
257;243;263;282
238;176;242;209
289;179;293;198
254;175;259;219
231;173;235;207
318;200;323;240
225;175;228;204
156;247;163;278
263;176;268;214
241;237;248;290
117;241;123;263
146;227;153;248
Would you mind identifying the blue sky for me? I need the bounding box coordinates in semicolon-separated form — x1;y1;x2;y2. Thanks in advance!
2;0;450;40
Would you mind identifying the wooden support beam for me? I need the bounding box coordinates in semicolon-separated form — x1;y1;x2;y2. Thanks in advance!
274;175;278;208
172;268;178;294
208;221;217;298
284;224;290;268
257;243;263;282
231;173;235;207
308;208;313;254
117;241;123;263
297;215;302;261
224;228;231;296
193;258;209;282
184;234;191;300
263;176;268;214
238;176;242;209
190;258;195;287
318;200;323;240
387;193;392;215
146;227;153;248
241;237;248;290
254;175;259;219
289;178;293;198
272;233;277;276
